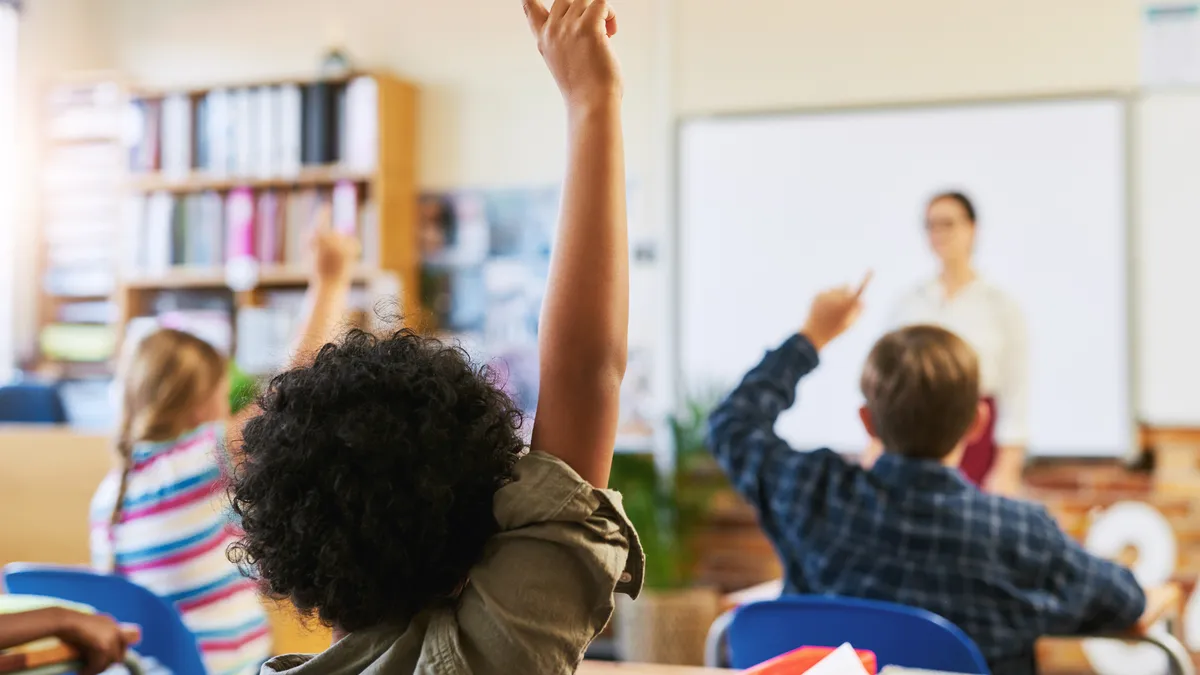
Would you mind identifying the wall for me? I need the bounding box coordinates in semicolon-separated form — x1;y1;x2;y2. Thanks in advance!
673;0;1139;116
95;0;662;191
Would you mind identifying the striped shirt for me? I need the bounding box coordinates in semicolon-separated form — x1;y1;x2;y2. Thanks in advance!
90;423;271;675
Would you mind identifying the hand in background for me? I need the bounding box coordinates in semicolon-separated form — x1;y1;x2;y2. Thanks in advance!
801;271;872;351
524;0;621;109
57;611;130;675
310;204;360;286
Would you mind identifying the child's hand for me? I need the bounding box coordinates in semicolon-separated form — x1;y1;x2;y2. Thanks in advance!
310;204;360;286
57;611;130;675
523;0;621;110
801;271;872;351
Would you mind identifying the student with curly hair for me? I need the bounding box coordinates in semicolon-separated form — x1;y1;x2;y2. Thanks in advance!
228;2;640;673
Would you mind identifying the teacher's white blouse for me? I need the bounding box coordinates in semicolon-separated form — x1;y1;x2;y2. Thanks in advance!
890;278;1029;447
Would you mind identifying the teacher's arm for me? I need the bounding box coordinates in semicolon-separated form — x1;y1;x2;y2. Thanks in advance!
987;295;1029;497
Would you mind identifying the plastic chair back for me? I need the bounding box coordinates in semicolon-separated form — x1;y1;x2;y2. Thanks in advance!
0;383;67;424
726;596;990;673
3;564;207;675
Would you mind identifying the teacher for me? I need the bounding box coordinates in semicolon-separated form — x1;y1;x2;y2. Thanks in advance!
890;192;1029;495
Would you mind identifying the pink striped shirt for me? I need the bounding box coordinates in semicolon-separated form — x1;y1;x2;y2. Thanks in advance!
90;423;271;675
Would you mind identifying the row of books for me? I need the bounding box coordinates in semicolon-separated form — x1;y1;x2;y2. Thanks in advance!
124;182;379;274
129;77;379;178
41;82;127;368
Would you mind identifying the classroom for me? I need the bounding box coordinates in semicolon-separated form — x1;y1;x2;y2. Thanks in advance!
1;0;1199;674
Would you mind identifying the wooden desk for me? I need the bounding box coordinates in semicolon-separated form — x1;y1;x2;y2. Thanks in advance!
0;426;331;656
578;662;732;674
0;626;142;674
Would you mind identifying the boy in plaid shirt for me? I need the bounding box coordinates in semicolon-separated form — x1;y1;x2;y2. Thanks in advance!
708;278;1147;675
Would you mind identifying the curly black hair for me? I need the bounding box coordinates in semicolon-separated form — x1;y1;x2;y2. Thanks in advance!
228;328;525;632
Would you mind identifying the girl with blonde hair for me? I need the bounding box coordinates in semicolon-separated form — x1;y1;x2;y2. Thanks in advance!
89;328;271;675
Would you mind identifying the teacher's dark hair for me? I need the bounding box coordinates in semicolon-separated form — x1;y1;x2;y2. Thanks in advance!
929;191;977;224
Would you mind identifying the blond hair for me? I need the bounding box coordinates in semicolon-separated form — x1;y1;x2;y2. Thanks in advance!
110;329;226;533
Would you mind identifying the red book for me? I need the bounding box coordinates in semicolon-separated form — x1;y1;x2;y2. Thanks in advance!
744;646;877;674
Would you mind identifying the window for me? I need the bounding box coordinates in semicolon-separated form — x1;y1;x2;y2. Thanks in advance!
0;2;15;382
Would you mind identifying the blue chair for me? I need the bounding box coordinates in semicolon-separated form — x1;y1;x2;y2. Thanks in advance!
3;564;207;675
711;596;991;673
0;383;68;424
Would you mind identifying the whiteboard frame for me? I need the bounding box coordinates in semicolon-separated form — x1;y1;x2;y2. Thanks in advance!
671;92;1139;459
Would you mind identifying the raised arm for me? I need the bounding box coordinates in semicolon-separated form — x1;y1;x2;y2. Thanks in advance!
226;205;358;454
708;277;869;503
526;0;627;488
289;205;360;367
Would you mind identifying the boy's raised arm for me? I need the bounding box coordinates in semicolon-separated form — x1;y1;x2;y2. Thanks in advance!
525;0;627;488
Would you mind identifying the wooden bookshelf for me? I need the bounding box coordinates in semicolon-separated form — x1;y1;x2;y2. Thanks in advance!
128;164;373;193
34;77;128;378
115;70;419;377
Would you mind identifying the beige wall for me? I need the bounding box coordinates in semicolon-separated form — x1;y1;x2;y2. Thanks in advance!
93;0;662;192
674;0;1139;115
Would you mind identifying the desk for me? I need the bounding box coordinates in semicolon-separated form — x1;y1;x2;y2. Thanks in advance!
0;595;141;675
578;662;732;674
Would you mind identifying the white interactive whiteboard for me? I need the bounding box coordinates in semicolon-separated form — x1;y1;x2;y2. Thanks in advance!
679;98;1132;457
1135;92;1200;426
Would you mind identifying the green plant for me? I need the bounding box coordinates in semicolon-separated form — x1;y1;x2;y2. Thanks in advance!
229;363;260;414
609;391;728;590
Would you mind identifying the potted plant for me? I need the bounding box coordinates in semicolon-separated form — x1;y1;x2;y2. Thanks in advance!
610;392;728;665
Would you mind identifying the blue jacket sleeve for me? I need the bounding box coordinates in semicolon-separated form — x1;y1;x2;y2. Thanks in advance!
706;334;825;510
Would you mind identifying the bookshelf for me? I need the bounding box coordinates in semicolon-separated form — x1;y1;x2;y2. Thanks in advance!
114;70;419;379
35;77;129;379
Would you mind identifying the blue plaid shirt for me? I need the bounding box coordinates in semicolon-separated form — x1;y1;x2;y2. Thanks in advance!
707;335;1146;674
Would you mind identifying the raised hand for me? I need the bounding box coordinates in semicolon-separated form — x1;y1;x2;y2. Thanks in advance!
523;0;621;109
309;203;360;286
801;271;872;351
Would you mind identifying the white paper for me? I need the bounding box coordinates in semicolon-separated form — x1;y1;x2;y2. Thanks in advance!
804;643;871;675
1142;3;1200;85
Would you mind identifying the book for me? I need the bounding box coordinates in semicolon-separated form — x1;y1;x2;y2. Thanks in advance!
205;88;231;176
342;77;378;172
256;190;284;265
193;94;209;170
225;187;256;261
256;86;280;178
301;82;338;165
128;98;162;173
231;88;254;176
284;189;321;265
40;324;117;362
160;93;192;178
144;192;175;273
279;84;303;177
332;180;358;235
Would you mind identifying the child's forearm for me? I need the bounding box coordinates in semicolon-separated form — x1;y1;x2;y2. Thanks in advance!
0;608;69;650
531;100;628;488
289;279;351;368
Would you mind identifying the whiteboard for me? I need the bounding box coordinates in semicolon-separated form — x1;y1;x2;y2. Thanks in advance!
1135;93;1200;426
679;99;1132;457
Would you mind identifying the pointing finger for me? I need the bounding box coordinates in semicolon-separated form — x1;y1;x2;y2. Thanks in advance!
854;270;874;300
